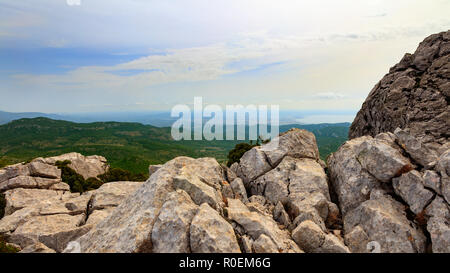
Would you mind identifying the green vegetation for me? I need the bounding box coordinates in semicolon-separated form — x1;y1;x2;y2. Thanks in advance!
0;118;349;174
55;160;103;193
98;168;148;183
0;235;19;253
226;142;257;167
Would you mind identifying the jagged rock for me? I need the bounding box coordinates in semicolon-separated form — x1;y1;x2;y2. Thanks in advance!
248;195;266;206
65;192;93;214
72;157;226;253
49;182;70;191
227;198;301;253
287;192;329;222
0;176;62;192
20;242;56;253
28;161;61;179
425;196;450;253
89;182;142;212
4;188;78;216
327;136;382;214
290;207;327;232
436;150;450;204
36;153;109;180
152;190;198;253
394;128;439;169
355;139;413;183
148;164;162;177
343;191;426;253
0;163;31;184
7;213;87;252
344;225;370;253
349;30;450;145
173;170;223;210
221;182;234;199
85;208;114;226
236;147;272;184
190;203;240;253
392;170;434;214
260;128;320;166
240;235;253;253
230;178;248;203
291;220;325;252
273;202;291;227
423;170;442;195
252;234;279;253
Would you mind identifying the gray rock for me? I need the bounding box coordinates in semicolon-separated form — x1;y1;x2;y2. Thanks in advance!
260;128;320;166
394;128;439;169
349;30;450;145
273;202;291;227
436;150;450;204
20;242;56;253
230;178;247;203
190;203;240;253
344;192;426;253
148;164;162;177
291;220;325;252
236;147;272;183
392;170;434;214
423;170;442;194
89;182;143;212
152;190;198;253
72;157;226;253
424;196;450;253
327;136;383;215
37;153;109;180
252;234;279;253
356;139;413;183
227;199;301;253
28;161;61;179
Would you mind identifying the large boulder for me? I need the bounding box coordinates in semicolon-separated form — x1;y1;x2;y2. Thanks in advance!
349;30;449;146
35;153;109;180
70;157;228;253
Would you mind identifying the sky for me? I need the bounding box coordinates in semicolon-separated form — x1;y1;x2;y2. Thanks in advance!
0;0;449;114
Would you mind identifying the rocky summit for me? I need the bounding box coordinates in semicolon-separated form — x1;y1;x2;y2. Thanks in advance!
0;31;449;253
349;30;449;145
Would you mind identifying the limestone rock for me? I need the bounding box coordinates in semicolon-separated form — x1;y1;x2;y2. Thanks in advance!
152;190;198;253
344;192;426;253
349;30;450;145
392;170;434;214
89;182;142;212
37;153;109;179
394;128;439;169
20;242;56;253
230;178;248;203
190;203;240;253
423;170;442;195
72;157;226;253
327;136;382;215
28;161;61;179
227;198;301;253
252;234;279;253
148;164;162;177
4;188;76;216
355;139;413;183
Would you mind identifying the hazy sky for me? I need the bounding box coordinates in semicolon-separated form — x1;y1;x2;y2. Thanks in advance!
0;0;449;113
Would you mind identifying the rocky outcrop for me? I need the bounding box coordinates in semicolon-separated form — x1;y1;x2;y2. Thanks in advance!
0;153;138;253
63;129;344;253
349;30;449;146
35;153;109;180
328;129;449;253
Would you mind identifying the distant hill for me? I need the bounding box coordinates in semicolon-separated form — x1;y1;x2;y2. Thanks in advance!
0;117;349;173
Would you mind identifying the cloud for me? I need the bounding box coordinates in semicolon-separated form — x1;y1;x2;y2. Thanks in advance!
311;92;349;100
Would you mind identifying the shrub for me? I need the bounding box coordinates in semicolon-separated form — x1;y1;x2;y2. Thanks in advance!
55;160;104;193
226;142;257;167
97;168;148;183
0;235;19;253
0;193;5;220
